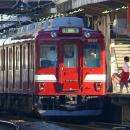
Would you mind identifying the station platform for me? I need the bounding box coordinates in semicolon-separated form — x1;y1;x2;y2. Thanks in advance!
104;91;130;124
107;92;130;97
103;93;130;124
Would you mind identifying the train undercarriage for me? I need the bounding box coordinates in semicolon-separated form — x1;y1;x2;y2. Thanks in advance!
0;94;104;118
36;95;103;117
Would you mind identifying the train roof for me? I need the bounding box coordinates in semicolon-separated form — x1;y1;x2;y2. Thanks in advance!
43;17;84;30
43;27;95;33
0;37;34;46
42;17;95;33
0;17;101;45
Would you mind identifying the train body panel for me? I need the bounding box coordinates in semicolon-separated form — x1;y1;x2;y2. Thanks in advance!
0;40;35;94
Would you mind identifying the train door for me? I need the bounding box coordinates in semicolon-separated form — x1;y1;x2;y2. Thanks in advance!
60;42;80;91
15;45;20;92
22;43;28;92
4;47;8;93
0;48;2;92
28;42;34;93
0;48;5;93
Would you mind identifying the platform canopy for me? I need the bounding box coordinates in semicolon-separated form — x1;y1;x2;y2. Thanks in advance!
56;0;130;14
0;0;54;14
0;0;56;36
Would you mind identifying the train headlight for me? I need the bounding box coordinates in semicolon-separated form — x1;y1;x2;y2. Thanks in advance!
84;32;91;38
51;31;57;38
39;83;45;91
94;82;102;92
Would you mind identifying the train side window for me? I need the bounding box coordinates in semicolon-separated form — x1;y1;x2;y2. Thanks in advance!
23;46;26;69
40;44;57;68
13;46;15;88
30;44;34;69
6;47;8;88
64;44;77;68
9;48;12;70
1;49;5;70
0;48;2;70
16;47;20;70
84;44;101;68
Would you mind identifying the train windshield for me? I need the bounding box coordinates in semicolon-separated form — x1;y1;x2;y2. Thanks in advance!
64;44;77;68
84;44;101;68
40;44;57;67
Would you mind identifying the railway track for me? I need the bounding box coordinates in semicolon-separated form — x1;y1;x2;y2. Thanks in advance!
50;121;130;130
0;113;129;130
82;122;130;130
0;120;18;130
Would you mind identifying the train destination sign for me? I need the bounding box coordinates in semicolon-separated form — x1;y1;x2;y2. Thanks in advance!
62;27;80;33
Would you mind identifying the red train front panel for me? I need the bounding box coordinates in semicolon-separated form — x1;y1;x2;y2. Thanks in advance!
35;27;106;96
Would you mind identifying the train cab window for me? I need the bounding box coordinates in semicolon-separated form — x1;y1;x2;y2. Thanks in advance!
84;44;101;68
40;44;57;68
64;44;77;68
9;48;12;70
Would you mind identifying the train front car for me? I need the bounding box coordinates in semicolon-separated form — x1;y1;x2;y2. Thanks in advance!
35;17;106;117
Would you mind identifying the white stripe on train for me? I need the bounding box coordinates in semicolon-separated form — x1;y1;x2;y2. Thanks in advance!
35;74;106;82
35;74;57;82
84;74;106;82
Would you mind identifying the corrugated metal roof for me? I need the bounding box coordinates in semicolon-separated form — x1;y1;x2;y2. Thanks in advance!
0;1;18;9
0;0;54;13
57;0;130;14
72;0;109;9
52;0;68;4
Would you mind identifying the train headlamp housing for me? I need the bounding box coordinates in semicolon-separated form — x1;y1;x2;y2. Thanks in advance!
51;31;57;38
39;82;45;91
94;82;102;92
84;31;91;38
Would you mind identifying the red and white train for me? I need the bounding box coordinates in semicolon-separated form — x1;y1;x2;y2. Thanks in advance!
0;17;106;117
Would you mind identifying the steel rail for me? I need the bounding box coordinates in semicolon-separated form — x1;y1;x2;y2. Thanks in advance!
0;114;129;130
0;120;19;130
46;121;130;130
